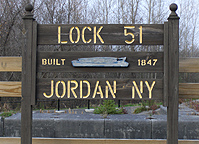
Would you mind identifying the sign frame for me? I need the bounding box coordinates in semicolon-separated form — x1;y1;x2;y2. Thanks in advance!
21;3;179;144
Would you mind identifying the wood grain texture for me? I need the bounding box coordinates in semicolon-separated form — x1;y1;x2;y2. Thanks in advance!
0;57;22;72
179;83;199;99
163;22;168;107
31;20;37;105
1;57;199;72
37;52;163;72
38;24;164;45
0;138;199;144
37;78;163;100
0;81;21;97
179;58;199;73
167;12;180;144
21;12;35;144
0;82;198;99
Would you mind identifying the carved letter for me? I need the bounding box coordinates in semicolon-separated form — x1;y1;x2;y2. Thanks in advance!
69;26;80;43
61;59;65;65
105;81;116;98
132;81;143;99
82;26;92;43
58;26;67;44
145;81;155;99
94;26;104;44
93;81;103;98
70;80;78;98
48;59;52;65
42;59;47;65
67;81;70;98
56;59;60;65
80;80;91;98
55;81;66;98
43;80;54;98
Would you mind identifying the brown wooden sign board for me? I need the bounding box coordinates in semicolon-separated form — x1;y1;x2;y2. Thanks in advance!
38;24;164;45
37;78;163;100
37;52;163;73
21;3;179;144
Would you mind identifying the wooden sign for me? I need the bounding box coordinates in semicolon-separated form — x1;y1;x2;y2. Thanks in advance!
38;24;164;45
37;52;163;72
37;78;163;100
21;3;179;144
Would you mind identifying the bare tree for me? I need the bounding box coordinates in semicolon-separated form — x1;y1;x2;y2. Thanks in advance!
0;0;26;56
178;0;199;57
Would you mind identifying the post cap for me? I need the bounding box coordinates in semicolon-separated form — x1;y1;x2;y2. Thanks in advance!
168;3;179;19
170;3;178;12
23;4;34;19
25;4;33;12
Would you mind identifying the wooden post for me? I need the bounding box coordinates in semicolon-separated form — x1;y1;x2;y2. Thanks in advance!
167;3;179;144
163;22;168;107
21;4;36;144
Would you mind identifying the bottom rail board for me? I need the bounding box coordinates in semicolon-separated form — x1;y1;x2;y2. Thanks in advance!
0;81;21;97
0;138;199;144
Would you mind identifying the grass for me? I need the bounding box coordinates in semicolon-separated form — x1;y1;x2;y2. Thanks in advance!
122;103;142;107
133;101;163;114
0;111;16;118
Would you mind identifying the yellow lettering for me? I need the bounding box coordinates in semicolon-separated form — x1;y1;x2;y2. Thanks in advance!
82;26;92;43
94;26;96;43
140;81;143;93
56;59;60;65
55;81;66;98
43;80;54;98
69;27;75;43
42;59;47;65
80;81;83;98
93;81;103;98
61;59;65;65
67;81;70;98
114;81;116;93
94;26;104;44
105;81;116;98
58;26;67;44
83;80;90;98
124;26;135;44
153;59;158;66
70;80;78;98
69;26;80;43
97;26;104;43
106;86;108;98
80;80;91;98
75;27;80;43
145;81;156;99
132;81;143;99
132;86;135;99
48;59;52;65
58;26;61;43
139;26;142;44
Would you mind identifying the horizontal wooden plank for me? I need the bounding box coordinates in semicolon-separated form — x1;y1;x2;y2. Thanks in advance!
1;81;199;99
1;57;199;73
179;58;199;73
0;138;199;144
37;52;163;72
179;83;199;99
0;57;22;72
0;81;21;97
38;24;164;45
37;78;163;100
